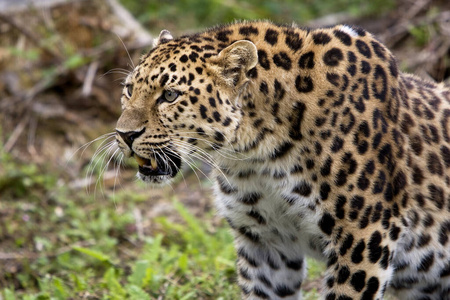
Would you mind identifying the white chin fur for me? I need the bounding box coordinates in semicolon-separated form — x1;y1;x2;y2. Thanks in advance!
136;172;172;186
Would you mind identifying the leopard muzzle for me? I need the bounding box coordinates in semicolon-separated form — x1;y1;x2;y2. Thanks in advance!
133;149;181;184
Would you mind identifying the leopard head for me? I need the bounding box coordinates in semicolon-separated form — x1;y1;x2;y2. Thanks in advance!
115;30;258;184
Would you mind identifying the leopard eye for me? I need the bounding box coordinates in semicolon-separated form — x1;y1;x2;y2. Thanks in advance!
125;84;133;98
163;90;179;102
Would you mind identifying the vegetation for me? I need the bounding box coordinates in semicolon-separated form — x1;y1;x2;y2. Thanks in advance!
1;145;233;299
0;139;325;299
120;0;395;34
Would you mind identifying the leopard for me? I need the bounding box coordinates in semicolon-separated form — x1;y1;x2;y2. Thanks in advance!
114;21;450;300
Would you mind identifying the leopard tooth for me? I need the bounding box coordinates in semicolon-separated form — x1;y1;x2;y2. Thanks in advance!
150;157;158;170
135;155;146;167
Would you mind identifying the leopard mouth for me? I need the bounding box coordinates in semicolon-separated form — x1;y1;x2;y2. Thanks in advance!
133;149;181;182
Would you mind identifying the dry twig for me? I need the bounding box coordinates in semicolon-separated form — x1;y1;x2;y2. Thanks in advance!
82;60;100;97
4;114;30;153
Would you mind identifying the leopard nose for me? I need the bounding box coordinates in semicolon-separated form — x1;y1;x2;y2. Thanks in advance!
116;128;145;149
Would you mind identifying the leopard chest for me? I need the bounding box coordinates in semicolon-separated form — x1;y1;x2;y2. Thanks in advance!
213;166;329;261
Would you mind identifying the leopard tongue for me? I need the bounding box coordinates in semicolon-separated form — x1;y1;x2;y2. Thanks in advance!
135;155;158;170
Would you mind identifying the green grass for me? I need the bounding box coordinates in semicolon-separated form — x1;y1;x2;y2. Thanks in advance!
0;141;238;299
0;155;237;299
0;142;325;299
1;198;237;299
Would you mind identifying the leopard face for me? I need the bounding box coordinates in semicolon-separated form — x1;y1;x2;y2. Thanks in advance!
116;31;257;184
115;21;450;300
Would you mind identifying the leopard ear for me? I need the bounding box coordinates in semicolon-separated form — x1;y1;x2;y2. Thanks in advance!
211;40;258;87
153;30;173;47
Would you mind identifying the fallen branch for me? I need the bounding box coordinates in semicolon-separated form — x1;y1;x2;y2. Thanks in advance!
105;0;153;48
4;113;30;153
379;0;444;46
82;61;100;97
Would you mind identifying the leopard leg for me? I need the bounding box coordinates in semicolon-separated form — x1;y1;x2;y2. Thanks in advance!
321;244;394;300
234;234;306;300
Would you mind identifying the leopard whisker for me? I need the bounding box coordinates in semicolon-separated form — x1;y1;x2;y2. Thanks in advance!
154;149;170;174
92;144;120;197
171;140;219;168
171;136;244;167
66;132;116;166
165;145;215;186
85;141;115;186
169;140;230;185
87;140;117;178
102;69;132;77
115;34;135;69
156;145;189;187
101;147;121;187
101;69;133;84
112;151;125;203
86;140;118;195
171;135;241;160
91;139;117;162
171;131;252;161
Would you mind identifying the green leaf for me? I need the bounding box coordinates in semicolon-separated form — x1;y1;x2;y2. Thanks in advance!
172;198;207;242
64;54;86;70
72;246;112;263
178;253;188;273
179;291;197;300
128;260;149;286
126;285;151;300
52;277;68;300
70;273;87;291
8;47;40;60
35;294;51;300
103;268;126;298
2;288;16;300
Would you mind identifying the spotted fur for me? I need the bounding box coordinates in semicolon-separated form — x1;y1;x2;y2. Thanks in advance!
115;21;450;300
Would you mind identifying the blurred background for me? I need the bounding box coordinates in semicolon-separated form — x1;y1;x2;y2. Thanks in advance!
0;0;449;299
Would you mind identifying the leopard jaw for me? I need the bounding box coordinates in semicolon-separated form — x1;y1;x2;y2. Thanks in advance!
134;155;158;170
